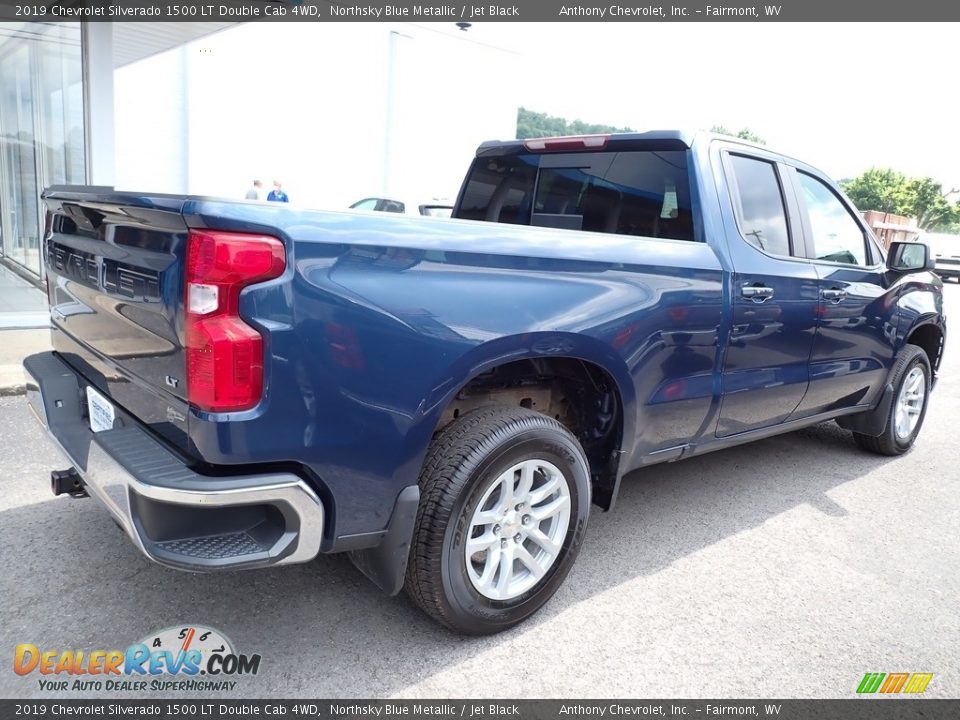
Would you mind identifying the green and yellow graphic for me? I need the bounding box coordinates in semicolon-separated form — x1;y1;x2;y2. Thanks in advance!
857;672;933;694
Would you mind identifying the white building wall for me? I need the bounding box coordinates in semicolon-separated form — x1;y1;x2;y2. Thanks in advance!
114;46;190;194
114;23;519;209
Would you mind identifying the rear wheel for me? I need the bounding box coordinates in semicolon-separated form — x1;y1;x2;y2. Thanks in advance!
853;344;931;456
405;406;590;634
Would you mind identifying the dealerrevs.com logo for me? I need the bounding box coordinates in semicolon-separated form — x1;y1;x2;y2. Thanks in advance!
14;625;261;692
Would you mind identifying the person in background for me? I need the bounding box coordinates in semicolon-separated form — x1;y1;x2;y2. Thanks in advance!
245;179;263;200
267;181;289;203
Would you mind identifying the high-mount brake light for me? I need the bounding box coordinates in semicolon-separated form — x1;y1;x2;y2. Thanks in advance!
523;135;610;152
184;230;285;412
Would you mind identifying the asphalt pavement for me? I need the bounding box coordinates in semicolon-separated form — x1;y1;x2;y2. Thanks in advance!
1;285;958;700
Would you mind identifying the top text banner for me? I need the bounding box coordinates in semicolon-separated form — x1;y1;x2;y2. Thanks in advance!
3;0;960;21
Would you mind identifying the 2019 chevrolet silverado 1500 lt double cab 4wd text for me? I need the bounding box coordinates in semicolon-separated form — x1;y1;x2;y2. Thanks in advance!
25;132;946;634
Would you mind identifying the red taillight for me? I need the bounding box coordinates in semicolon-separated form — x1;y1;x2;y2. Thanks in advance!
185;230;285;412
523;134;609;152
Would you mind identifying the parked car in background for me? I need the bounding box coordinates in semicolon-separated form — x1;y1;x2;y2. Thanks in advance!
350;196;453;217
919;232;960;282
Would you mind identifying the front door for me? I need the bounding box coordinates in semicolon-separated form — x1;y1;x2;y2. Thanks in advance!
788;169;898;417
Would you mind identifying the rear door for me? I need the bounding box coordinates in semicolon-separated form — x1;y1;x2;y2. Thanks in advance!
43;190;191;452
714;148;821;437
787;169;898;416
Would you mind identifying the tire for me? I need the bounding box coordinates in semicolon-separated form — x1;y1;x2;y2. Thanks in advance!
405;406;591;634
853;344;931;456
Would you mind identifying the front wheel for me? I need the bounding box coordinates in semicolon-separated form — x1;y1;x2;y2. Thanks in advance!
405;406;591;634
853;344;931;456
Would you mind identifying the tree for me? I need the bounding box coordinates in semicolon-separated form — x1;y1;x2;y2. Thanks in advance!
907;177;959;230
842;168;960;230
710;125;766;145
841;168;910;214
516;107;635;139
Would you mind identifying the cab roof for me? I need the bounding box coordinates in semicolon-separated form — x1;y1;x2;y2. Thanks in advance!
476;131;696;157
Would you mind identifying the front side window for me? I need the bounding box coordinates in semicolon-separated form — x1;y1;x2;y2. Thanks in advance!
727;155;791;257
379;199;405;214
797;172;868;266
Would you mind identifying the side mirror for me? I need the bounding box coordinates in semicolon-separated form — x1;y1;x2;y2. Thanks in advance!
887;241;935;273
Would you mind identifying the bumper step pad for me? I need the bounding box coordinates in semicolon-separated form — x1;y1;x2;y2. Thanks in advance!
155;532;267;560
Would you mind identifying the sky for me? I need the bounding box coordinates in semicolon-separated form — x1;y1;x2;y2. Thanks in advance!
465;22;960;191
115;21;959;204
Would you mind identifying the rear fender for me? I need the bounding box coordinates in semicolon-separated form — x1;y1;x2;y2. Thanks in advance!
399;332;636;510
420;331;633;438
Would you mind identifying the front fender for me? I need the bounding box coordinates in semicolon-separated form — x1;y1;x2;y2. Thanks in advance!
895;273;946;372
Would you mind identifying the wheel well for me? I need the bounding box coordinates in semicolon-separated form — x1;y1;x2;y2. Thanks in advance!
436;358;624;510
907;324;943;373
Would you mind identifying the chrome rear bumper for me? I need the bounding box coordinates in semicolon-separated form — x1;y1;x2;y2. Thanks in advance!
24;351;324;571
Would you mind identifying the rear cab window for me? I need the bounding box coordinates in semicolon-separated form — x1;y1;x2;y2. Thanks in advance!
455;149;696;242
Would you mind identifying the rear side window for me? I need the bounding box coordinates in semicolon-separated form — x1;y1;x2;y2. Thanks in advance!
727;155;791;257
456;150;695;241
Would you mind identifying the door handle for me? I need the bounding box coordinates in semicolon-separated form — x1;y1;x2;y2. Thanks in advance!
741;284;774;303
822;288;847;303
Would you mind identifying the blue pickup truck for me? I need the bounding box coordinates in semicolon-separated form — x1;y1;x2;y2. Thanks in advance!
25;132;946;634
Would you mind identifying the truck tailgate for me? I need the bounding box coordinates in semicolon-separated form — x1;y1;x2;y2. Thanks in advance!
43;190;192;453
